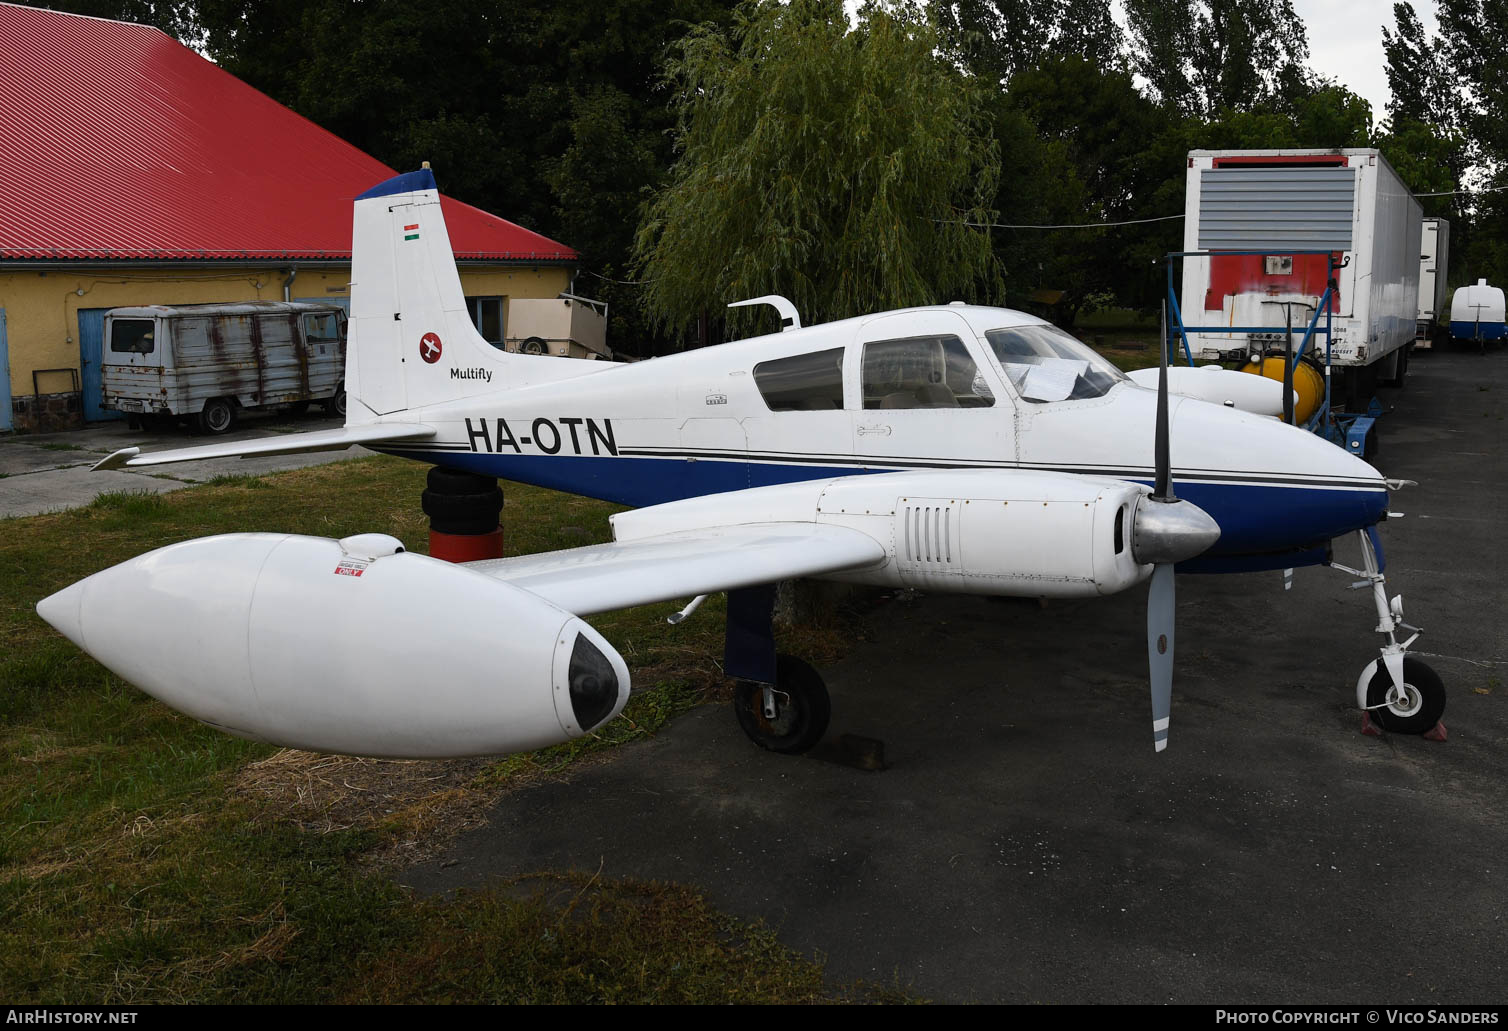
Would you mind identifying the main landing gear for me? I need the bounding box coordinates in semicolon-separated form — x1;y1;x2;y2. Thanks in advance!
715;585;833;755
1332;529;1446;738
734;654;832;753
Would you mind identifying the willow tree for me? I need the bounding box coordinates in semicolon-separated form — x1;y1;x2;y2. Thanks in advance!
634;0;1001;340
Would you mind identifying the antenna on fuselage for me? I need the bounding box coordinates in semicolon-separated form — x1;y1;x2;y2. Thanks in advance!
727;295;801;332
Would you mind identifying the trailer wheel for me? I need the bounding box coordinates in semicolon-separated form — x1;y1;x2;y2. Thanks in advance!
197;397;236;435
521;336;548;356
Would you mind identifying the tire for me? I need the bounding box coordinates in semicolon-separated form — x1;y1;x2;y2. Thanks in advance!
425;467;498;494
197;397;236;435
323;388;346;418
1366;657;1445;735
521;336;548;355
734;654;831;754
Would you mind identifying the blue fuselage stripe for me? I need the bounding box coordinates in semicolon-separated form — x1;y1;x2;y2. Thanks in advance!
378;449;1387;568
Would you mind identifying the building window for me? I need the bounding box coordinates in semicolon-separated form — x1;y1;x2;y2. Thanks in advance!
467;296;506;347
753;347;845;411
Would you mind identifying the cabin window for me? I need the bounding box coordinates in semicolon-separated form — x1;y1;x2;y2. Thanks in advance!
985;324;1127;403
110;319;156;354
467;296;506;348
753;347;845;411
861;335;994;409
302;312;343;346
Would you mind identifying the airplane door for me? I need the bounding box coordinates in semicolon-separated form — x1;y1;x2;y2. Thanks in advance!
677;379;751;495
850;311;1015;470
740;346;853;489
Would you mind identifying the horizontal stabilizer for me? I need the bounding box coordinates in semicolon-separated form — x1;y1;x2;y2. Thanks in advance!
92;423;436;471
464;523;886;616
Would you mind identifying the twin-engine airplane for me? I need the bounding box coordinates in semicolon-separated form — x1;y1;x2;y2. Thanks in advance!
37;169;1444;760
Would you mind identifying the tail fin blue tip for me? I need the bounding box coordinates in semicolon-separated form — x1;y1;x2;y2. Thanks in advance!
356;168;437;201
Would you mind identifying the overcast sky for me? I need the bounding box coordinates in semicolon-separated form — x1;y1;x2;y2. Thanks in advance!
1292;0;1436;121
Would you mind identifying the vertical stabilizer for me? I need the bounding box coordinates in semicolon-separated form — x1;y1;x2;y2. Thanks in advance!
345;169;589;423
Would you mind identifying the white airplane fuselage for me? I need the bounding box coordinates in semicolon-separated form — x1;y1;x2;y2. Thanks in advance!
365;304;1388;574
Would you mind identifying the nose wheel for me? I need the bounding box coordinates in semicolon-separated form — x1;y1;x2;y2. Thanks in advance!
1335;529;1447;738
733;654;831;754
1362;656;1446;735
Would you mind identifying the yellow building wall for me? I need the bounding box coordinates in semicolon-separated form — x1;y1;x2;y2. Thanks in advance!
0;263;570;428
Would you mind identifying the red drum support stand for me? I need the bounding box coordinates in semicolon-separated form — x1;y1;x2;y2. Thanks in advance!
422;467;504;563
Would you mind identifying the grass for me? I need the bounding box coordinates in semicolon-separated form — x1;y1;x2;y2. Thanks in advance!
0;456;892;1003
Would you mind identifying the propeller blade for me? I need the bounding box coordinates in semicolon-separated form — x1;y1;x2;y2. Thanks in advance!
1155;301;1173;500
1147;562;1175;752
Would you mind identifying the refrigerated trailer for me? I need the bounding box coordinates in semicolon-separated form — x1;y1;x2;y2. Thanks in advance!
1414;217;1451;351
1179;149;1423;411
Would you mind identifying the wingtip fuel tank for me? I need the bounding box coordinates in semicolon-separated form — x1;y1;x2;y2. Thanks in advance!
35;534;631;759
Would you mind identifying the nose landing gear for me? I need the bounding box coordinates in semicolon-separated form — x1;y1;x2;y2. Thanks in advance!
1333;529;1446;739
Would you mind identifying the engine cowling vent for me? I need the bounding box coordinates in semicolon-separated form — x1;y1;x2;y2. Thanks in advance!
899;499;959;570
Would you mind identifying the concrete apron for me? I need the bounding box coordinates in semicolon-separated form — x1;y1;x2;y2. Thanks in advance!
0;413;370;518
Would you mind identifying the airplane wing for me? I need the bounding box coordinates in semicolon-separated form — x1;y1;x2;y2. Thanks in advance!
462;523;887;616
92;423;437;470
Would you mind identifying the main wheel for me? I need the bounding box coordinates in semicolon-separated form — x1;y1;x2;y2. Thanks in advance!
734;654;831;754
1365;657;1445;735
197;397;236;435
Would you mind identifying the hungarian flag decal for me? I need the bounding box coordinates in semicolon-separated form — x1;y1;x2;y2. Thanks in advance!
403;223;420;241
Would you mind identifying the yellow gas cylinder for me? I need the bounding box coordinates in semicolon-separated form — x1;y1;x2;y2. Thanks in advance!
1240;355;1324;423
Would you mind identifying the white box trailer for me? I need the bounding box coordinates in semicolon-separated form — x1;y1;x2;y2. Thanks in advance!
1180;149;1423;407
502;293;611;360
1414;217;1451;351
102;301;346;434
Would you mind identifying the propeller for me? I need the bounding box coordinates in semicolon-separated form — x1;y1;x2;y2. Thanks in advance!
1130;302;1220;751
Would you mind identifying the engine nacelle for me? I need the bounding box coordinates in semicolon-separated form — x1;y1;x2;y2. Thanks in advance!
814;472;1152;597
36;533;630;758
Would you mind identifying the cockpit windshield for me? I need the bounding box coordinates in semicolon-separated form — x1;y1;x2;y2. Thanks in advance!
984;324;1128;403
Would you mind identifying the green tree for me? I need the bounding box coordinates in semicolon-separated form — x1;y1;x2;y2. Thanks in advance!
1001;56;1184;322
931;0;1125;85
634;0;1001;340
1383;1;1462;131
1124;0;1310;118
1434;0;1507;283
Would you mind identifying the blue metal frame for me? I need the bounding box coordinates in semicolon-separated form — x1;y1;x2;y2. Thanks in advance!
1164;250;1373;454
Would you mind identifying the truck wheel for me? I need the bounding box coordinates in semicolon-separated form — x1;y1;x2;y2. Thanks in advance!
197;397;236;435
323;389;346;418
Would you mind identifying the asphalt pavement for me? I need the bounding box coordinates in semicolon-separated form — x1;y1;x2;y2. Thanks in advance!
400;347;1508;1004
0;411;373;518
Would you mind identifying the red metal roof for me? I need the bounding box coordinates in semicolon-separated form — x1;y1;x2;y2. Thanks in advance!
0;3;577;263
